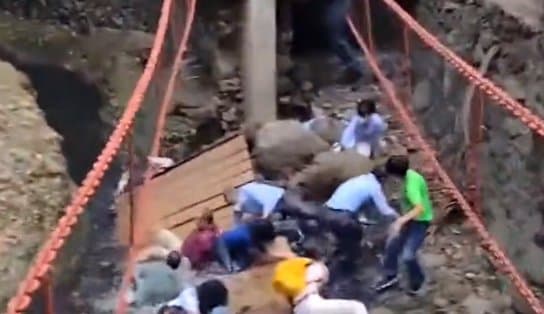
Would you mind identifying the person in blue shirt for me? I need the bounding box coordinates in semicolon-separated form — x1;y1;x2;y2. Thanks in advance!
322;171;398;253
225;182;286;223
214;219;293;273
225;182;318;224
340;99;387;158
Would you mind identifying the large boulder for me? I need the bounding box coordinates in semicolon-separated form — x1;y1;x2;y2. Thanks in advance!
307;116;345;145
289;150;376;201
252;120;329;179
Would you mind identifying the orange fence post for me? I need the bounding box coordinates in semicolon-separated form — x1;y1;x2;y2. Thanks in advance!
401;25;412;105
127;134;136;246
363;0;374;53
467;90;484;216
44;275;54;314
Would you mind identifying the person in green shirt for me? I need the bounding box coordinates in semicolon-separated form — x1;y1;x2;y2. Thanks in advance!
375;155;434;295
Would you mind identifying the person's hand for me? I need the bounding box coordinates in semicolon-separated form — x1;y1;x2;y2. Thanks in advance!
389;218;404;237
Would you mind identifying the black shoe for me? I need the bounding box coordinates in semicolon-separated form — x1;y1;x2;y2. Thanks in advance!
337;67;363;85
374;276;399;292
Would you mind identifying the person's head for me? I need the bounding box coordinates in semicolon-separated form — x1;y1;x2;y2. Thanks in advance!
248;219;276;244
166;250;182;270
197;209;215;230
385;155;410;177
356;99;377;118
196;279;228;313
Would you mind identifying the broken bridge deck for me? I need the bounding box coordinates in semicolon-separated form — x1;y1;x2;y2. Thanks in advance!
116;134;290;313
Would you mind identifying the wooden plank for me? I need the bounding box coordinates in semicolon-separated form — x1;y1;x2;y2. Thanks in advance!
162;169;254;224
116;135;253;245
117;156;252;244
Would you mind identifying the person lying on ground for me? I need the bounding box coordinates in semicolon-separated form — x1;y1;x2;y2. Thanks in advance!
273;257;368;314
224;182;318;223
321;170;398;255
159;279;229;314
181;209;221;271
340;99;387;158
215;219;296;273
375;155;434;295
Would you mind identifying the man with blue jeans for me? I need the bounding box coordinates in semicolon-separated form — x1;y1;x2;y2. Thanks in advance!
375;155;434;295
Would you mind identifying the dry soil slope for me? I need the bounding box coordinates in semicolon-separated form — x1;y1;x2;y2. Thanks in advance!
0;61;73;308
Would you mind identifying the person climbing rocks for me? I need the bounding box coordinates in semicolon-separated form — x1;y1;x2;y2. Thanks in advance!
224;182;286;223
159;279;229;314
321;170;398;255
215;219;295;273
340;99;387;158
375;155;434;295
224;181;318;223
181;209;221;270
273;257;368;314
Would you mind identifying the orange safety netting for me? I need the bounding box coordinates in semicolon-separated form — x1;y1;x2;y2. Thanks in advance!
6;0;544;313
6;0;196;312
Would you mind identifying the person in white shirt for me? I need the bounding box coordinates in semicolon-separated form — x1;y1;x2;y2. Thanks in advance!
340;99;387;158
160;279;229;314
322;172;398;253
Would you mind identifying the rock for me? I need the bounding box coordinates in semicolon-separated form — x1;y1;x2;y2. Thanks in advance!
253;120;329;179
290;150;375;201
307;116;345;144
422;252;448;268
461;293;493;314
370;307;395;314
433;296;449;308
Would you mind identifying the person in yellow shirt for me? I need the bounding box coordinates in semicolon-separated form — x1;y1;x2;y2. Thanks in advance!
272;257;368;314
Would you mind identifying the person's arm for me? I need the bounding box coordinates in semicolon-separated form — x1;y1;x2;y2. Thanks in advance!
370;185;398;218
396;181;424;227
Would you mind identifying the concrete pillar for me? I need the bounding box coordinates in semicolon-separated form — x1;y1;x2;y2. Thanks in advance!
242;0;277;125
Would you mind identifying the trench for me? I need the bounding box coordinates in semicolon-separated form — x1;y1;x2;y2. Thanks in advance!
0;49;125;312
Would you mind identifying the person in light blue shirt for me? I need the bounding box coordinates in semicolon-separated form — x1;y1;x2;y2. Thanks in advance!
340;99;387;157
322;172;398;254
325;173;397;217
225;182;286;223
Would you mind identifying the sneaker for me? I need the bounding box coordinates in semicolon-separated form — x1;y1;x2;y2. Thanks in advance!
407;283;425;297
374;276;399;292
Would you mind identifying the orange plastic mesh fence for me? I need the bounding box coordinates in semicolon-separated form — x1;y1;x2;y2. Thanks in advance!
5;0;196;312
350;0;544;312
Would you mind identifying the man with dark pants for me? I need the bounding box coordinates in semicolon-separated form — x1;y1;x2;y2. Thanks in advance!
375;155;434;295
323;0;364;82
322;171;399;258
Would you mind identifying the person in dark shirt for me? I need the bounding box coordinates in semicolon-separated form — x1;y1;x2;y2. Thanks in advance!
214;219;293;273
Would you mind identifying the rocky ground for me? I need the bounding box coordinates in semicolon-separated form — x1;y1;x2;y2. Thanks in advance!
0;61;73;308
413;0;544;288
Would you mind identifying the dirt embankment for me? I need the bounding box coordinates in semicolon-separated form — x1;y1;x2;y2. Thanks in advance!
411;0;544;287
0;61;73;308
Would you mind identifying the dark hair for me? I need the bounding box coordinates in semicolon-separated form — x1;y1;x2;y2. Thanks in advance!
248;219;276;244
166;250;182;270
385;155;410;176
196;279;228;313
357;99;377;117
